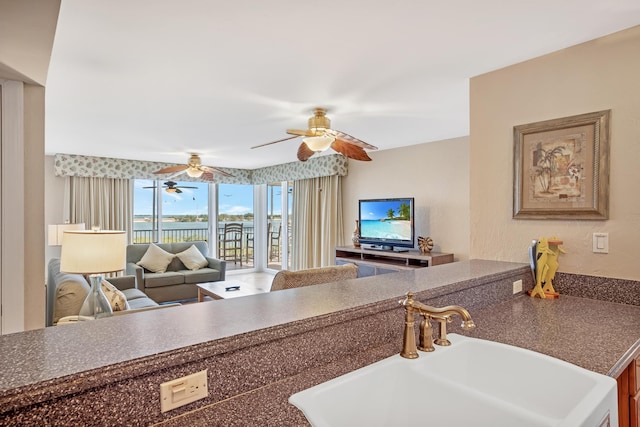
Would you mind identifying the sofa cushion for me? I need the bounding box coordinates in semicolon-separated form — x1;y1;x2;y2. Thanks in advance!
53;274;90;325
137;243;175;273
176;245;208;271
121;288;149;301
181;268;222;284
101;280;130;311
126;296;159;310
143;271;185;288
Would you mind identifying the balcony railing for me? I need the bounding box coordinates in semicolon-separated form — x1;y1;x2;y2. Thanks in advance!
132;228;211;243
132;227;256;245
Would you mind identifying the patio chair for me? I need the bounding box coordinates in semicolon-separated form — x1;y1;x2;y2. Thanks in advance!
220;223;243;267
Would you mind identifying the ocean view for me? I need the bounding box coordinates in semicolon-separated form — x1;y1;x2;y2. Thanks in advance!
360;219;411;240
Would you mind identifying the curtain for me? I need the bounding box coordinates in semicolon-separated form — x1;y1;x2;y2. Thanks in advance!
291;175;343;270
65;176;133;243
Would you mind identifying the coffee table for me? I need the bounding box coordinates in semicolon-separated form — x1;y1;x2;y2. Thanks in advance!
196;280;266;302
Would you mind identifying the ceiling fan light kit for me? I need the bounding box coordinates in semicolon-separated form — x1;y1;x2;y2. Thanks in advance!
152;153;233;180
143;180;198;194
303;134;335;152
251;107;378;162
186;167;204;178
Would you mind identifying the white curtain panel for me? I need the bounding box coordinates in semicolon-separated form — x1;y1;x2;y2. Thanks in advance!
291;175;343;270
65;176;133;243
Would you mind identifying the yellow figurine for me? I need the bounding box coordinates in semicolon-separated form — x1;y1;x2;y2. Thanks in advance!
542;237;565;296
531;237;565;299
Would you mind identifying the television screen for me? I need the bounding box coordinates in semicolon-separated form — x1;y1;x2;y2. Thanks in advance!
358;198;414;250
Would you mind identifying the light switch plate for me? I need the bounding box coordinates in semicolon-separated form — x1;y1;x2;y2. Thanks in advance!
592;233;609;254
160;369;208;413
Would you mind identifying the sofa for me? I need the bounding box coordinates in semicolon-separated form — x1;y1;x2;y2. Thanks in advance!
125;241;226;303
47;258;177;326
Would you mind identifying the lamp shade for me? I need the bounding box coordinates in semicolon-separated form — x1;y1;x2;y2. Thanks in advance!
60;230;126;274
186;167;204;178
48;223;85;246
303;134;335;152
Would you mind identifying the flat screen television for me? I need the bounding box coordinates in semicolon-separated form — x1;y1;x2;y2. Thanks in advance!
358;197;415;251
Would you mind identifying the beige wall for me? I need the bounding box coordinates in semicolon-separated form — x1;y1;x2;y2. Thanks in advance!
0;1;60;331
23;85;46;330
470;25;640;281
342;136;470;261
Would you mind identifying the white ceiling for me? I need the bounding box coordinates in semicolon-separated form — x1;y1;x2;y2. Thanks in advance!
45;1;640;169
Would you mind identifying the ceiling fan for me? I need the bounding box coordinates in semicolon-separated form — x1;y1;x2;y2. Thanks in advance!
144;181;197;194
251;108;378;162
153;154;233;180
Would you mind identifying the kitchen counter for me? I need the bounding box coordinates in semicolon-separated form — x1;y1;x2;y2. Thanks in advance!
1;260;639;425
159;293;640;426
451;294;640;378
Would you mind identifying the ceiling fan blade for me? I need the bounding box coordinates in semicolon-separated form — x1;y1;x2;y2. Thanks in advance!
286;128;315;137
297;142;316;162
175;188;183;194
331;139;372;161
332;130;378;150
176;185;198;189
251;135;300;149
154;164;188;174
201;165;234;177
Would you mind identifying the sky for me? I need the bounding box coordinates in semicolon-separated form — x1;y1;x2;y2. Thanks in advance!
360;199;412;220
133;180;282;216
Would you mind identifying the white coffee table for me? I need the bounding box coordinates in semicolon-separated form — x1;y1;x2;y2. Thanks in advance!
196;280;265;302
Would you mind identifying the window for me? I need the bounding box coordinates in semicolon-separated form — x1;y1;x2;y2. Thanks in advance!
217;183;254;271
133;179;209;243
266;181;293;271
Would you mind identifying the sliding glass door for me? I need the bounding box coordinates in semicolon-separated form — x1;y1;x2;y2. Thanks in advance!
266;181;292;271
133;179;209;243
217;183;254;271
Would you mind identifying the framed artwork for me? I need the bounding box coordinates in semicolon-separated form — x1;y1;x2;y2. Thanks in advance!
513;110;610;220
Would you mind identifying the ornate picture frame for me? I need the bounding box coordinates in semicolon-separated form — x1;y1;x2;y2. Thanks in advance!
513;110;610;220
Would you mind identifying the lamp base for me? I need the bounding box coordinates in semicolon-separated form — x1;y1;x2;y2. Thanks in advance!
79;274;113;319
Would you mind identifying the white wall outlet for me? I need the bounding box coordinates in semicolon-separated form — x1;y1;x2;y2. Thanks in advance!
160;369;208;413
512;280;523;294
592;233;609;254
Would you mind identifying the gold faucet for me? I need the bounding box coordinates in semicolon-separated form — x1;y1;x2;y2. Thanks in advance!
399;292;476;359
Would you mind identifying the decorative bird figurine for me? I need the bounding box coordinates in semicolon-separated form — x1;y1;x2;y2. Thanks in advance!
418;236;434;254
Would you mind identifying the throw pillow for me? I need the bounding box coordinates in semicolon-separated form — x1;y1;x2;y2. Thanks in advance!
101;280;130;311
176;245;208;271
53;276;90;325
137;243;175;273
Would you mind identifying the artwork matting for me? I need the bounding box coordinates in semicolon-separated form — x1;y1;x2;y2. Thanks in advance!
513;110;610;220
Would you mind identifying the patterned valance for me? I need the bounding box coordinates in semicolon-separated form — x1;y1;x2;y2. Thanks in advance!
252;155;348;183
53;153;348;184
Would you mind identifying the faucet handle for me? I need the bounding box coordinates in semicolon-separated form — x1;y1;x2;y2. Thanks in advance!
418;315;435;352
399;292;415;306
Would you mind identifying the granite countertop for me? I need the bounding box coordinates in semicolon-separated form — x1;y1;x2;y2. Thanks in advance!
2;259;639;425
160;292;640;426
450;293;640;378
0;260;527;395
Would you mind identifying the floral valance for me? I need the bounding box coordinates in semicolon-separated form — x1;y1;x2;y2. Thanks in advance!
53;153;348;185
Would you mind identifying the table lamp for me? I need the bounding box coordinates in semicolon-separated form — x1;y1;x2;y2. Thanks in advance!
47;223;85;246
60;229;126;319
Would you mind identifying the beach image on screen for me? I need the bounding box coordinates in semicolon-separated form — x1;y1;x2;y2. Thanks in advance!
360;199;412;241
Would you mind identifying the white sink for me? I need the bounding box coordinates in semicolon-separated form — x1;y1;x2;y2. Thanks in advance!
289;334;617;427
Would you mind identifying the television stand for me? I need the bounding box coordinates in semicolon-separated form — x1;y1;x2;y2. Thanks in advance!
335;246;454;277
362;244;409;252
